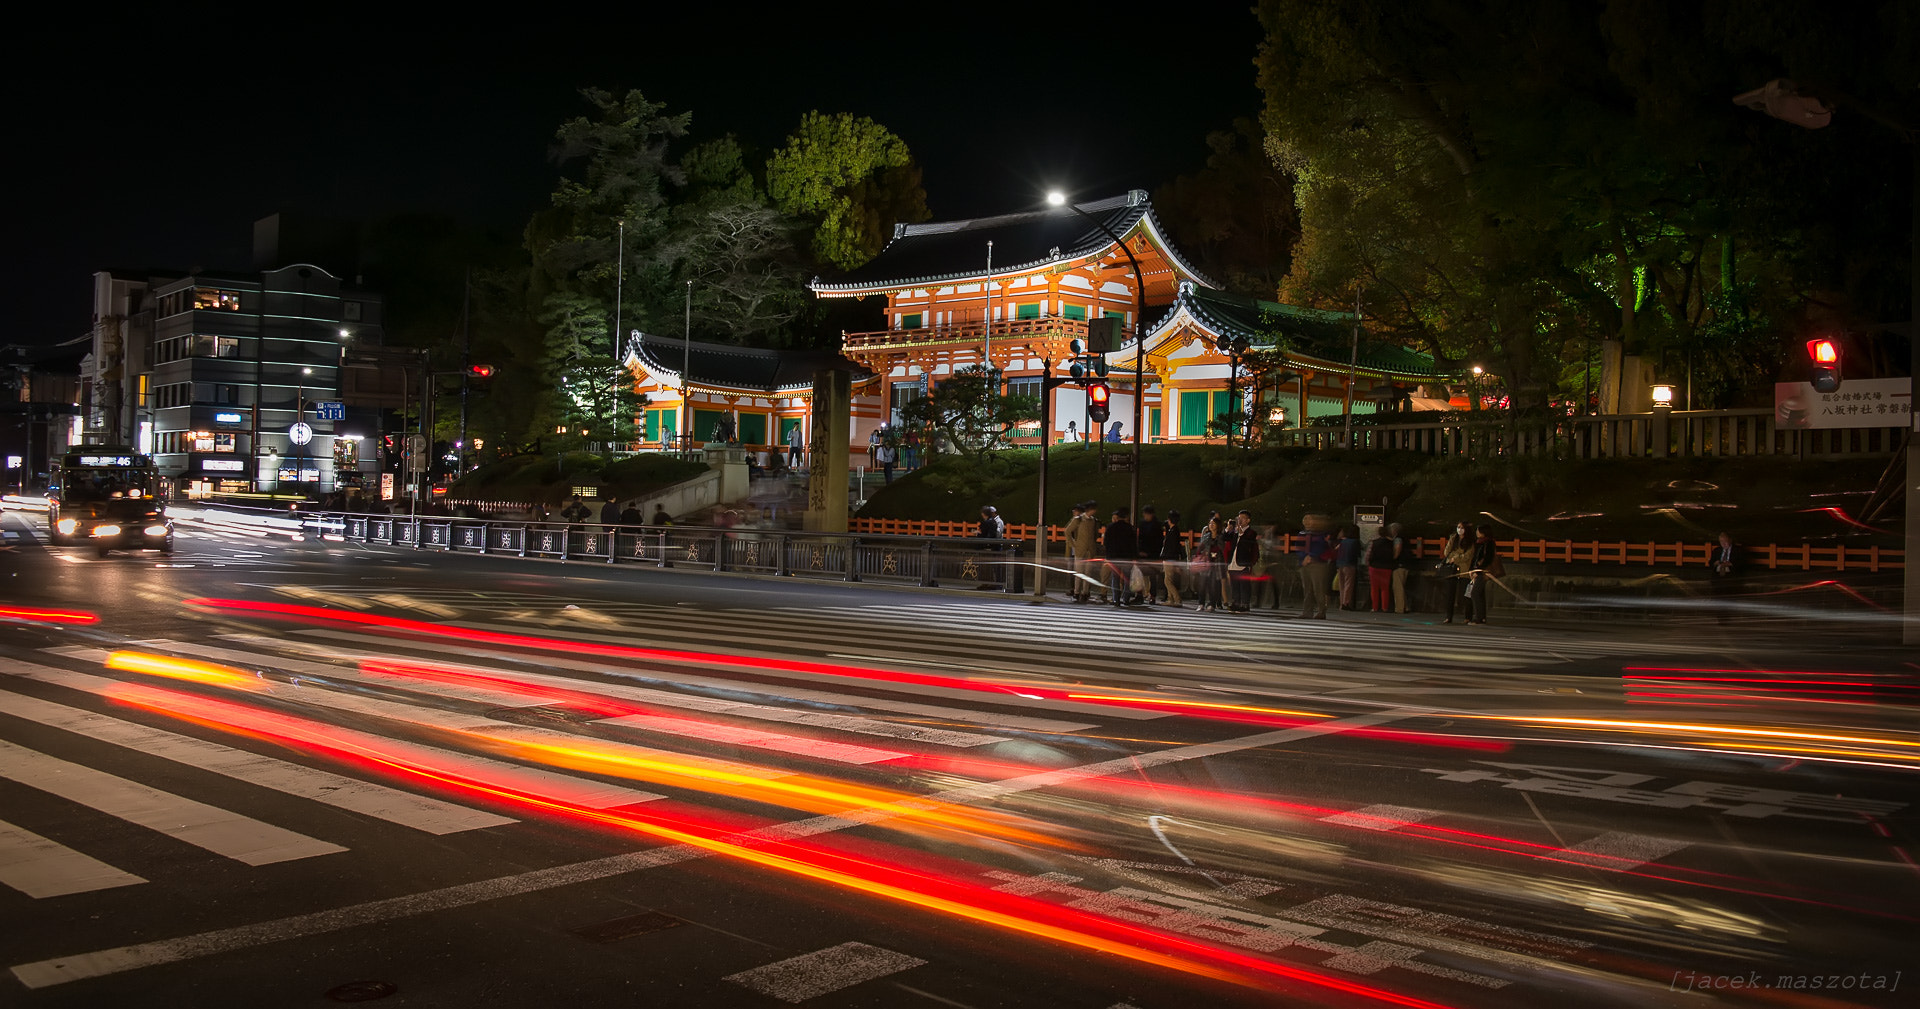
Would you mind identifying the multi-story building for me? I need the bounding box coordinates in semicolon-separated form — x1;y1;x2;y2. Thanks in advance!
87;263;383;495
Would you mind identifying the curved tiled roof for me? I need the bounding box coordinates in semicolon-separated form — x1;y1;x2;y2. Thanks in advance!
811;191;1214;294
627;333;869;394
1138;285;1448;380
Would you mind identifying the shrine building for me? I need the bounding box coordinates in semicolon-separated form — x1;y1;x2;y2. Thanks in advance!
619;333;874;454
813;190;1451;449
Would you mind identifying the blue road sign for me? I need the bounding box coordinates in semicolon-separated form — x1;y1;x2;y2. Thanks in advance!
315;401;346;421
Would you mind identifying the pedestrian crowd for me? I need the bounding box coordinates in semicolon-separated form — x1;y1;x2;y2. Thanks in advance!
1055;504;1509;622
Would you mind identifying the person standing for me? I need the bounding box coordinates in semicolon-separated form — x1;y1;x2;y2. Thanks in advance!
619;501;642;527
904;426;921;471
1710;531;1742;623
560;495;591;525
1137;505;1165;604
1225;510;1259;612
785;422;804;467
1064;501;1100;603
1065;420;1079;443
599;497;621;532
1296;517;1335;619
1334;526;1362;610
1440;521;1473;623
1365;527;1396;613
1105;421;1124;443
1159;508;1187;608
875;440;897;484
1191;513;1224;612
1101;507;1139;607
1466;523;1499;625
975;505;1006;590
1388;523;1413;613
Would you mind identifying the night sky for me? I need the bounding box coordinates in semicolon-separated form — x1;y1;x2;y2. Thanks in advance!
14;9;1264;349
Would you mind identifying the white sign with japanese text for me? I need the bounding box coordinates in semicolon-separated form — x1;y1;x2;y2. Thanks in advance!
1774;378;1910;430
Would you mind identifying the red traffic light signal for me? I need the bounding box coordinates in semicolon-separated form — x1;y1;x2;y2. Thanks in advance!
1805;338;1841;393
1087;381;1111;424
468;365;496;379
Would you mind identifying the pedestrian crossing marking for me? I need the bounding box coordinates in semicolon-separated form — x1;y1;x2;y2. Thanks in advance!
0;678;514;835
724;942;927;1003
1547;831;1690;871
266;631;1100;735
0;739;344;866
18;657;672;810
1319;805;1442;831
0;818;146;898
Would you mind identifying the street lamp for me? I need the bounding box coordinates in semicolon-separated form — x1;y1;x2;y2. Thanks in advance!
1650;383;1676;409
1046;190;1148;520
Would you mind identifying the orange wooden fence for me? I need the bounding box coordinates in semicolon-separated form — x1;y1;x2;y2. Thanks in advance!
846;519;1904;573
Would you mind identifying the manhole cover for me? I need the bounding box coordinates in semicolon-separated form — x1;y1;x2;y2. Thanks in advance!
569;911;683;943
325;980;398;1002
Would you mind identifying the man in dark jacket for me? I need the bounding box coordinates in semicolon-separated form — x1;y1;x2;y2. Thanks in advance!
1295;518;1335;619
1101;507;1139;607
1225;510;1260;612
1136;505;1165;603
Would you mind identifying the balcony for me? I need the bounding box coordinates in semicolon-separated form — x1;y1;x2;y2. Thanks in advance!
843;316;1133;356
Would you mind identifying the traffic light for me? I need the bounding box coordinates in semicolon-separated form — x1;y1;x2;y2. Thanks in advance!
468;364;496;379
1087;382;1111;425
1805;338;1841;393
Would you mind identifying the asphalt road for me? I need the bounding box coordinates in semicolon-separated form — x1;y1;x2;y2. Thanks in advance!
0;506;1914;1008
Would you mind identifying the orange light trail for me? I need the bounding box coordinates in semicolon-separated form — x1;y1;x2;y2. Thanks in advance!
103;682;1449;1006
106;650;270;691
0;605;99;625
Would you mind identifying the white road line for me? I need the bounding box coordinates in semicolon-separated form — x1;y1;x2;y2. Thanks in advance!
15;658;671;810
1547;831;1690;871
271;630;1100;734
594;712;908;764
1318;804;1442;832
0;739;344;866
318;640;1010;750
0;818;146;898
0;681;514;835
437;621;1174;721
723;942;927;1003
8;707;1421;989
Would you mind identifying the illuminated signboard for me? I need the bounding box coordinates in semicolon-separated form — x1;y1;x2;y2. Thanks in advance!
78;455;136;467
214;411;245;425
202;458;246;472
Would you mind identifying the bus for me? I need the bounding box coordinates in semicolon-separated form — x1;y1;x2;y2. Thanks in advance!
48;447;174;556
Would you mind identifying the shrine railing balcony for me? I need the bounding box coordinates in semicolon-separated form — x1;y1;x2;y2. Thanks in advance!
842;316;1134;353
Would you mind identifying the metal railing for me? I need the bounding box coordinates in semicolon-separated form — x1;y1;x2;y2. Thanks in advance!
304;513;1034;591
1272;409;1907;459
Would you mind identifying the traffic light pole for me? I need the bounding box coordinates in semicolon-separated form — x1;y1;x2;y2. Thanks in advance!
1905;147;1917;645
1061;203;1149;522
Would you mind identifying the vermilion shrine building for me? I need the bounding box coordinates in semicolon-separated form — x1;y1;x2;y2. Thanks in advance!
619;191;1449;462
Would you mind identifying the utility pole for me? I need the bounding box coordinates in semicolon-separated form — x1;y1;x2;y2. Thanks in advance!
683;279;693;459
459;269;471;474
1344;290;1360;449
612;220;624;453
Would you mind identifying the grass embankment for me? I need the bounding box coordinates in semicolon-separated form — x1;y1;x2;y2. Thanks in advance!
858;445;1897;545
447;453;709;506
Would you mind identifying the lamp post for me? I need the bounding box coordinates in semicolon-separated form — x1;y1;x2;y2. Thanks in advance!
1047;191;1148;520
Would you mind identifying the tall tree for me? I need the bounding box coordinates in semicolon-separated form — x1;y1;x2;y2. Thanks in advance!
766;112;930;272
661;138;808;345
1154;119;1299;299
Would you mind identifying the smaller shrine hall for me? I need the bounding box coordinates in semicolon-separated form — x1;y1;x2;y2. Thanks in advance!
813;190;1453;445
620;333;874;454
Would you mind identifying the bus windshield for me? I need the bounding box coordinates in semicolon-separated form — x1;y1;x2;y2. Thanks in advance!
55;452;160;504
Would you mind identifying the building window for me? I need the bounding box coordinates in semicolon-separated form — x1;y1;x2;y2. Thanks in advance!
192;288;243;311
215;384;241;404
736;413;768;445
1006;377;1042;400
343;301;362;321
1062;305;1087;321
899;313;922;329
1015;304;1041;320
889;385;923;411
1179;390;1211;437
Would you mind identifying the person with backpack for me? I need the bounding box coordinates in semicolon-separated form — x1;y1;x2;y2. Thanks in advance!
1365;527;1396;613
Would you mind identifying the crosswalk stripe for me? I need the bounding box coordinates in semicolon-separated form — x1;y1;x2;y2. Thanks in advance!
19;656;671;810
0;818;146;898
128;640;907;767
723;942;927;1003
0;738;344;866
270;631;1100;735
0;677;514;835
234;634;1010;749
1546;831;1689;871
431;621;1173;721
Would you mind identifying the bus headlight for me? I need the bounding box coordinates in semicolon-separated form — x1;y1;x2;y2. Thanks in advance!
57;518;79;535
145;525;170;537
93;524;122;537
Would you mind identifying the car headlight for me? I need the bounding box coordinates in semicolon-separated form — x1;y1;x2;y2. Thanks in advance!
57;518;78;534
93;524;122;537
146;524;170;536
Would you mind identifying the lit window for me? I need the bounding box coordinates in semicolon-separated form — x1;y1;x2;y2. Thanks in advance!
192;289;243;311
